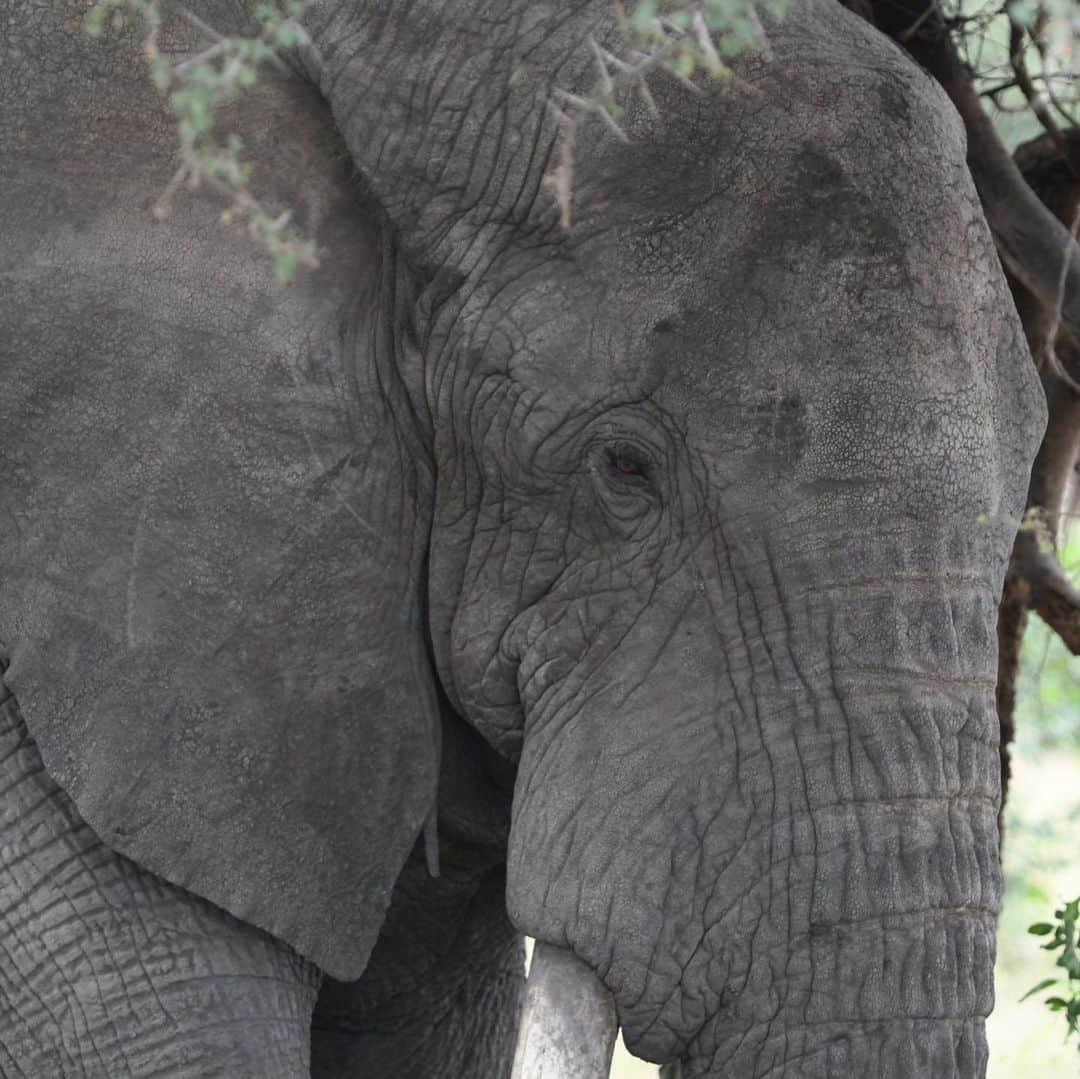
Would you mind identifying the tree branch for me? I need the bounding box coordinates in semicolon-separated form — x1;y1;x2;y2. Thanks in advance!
1007;21;1080;180
1015;527;1080;654
868;0;1080;356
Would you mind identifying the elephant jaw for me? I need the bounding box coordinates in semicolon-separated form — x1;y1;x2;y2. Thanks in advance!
512;942;619;1079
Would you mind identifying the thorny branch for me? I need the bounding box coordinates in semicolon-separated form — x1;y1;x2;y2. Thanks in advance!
544;0;783;227
85;0;319;282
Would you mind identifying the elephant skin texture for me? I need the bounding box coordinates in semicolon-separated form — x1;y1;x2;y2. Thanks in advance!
0;0;1046;1076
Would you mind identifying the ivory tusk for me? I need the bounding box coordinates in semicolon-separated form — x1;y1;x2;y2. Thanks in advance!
511;942;619;1079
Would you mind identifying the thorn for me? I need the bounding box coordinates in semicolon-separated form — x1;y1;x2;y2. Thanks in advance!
746;4;775;61
658;15;690;38
691;11;723;76
637;78;660;118
172;40;227;74
589;36;615;97
546;99;574;127
667;66;704;95
176;5;228;43
552;89;593;112
597;44;630;73
595;105;630;142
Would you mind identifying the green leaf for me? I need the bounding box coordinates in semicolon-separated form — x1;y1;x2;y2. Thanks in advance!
274;248;299;283
150;61;172;93
275;24;299;47
83;7;109;38
1029;923;1056;936
629;1;658;30
1020;977;1060;1001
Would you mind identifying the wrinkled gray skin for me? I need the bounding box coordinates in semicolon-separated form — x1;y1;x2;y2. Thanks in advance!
0;0;1046;1076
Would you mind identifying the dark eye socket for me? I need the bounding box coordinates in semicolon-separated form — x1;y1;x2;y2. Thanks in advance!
605;443;652;483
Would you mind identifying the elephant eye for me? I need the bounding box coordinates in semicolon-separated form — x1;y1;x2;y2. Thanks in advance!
605;444;651;483
589;438;660;526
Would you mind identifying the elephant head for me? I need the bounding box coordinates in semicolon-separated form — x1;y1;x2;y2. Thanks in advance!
0;0;1045;1076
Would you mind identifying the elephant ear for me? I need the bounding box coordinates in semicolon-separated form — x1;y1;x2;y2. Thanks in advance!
0;35;438;979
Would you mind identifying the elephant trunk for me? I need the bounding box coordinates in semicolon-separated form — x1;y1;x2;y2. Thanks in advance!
511;943;619;1079
675;560;1001;1076
506;522;1010;1077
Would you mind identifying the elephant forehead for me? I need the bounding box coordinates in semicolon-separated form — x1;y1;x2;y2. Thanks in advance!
495;209;1024;530
476;3;1042;524
640;185;996;438
493;20;953;373
640;241;1025;527
506;58;968;392
585;122;1035;527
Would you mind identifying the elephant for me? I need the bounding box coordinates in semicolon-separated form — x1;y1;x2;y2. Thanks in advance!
0;0;1046;1076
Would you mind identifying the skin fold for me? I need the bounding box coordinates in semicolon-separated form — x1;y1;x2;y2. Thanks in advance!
0;1;1046;1076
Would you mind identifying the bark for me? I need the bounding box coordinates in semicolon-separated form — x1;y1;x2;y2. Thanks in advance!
1010;130;1080;390
1013;523;1080;655
1005;25;1080;185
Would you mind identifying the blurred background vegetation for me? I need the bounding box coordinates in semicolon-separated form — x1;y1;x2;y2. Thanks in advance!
988;524;1080;1075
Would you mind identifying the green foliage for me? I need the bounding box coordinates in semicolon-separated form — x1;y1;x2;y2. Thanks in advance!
1022;898;1080;1045
547;0;792;226
624;0;792;81
87;1;799;247
1012;521;1080;1053
84;0;162;40
84;1;317;282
